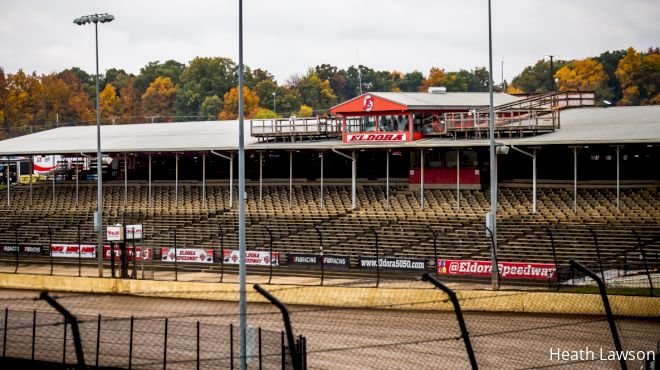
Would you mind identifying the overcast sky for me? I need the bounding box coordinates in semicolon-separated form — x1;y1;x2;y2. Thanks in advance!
1;0;658;84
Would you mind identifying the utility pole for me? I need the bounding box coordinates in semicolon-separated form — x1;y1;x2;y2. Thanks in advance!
548;55;557;92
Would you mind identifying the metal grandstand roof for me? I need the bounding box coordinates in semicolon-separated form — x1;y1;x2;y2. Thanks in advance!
367;92;521;110
0;106;657;155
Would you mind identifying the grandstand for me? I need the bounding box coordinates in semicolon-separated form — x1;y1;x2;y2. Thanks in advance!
0;92;657;284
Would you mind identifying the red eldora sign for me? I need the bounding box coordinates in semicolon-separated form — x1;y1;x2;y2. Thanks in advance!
346;133;407;142
437;259;556;280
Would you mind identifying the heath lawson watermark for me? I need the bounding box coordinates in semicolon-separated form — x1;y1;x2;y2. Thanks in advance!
550;347;656;363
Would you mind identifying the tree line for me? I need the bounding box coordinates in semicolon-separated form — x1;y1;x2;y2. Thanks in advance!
0;47;657;139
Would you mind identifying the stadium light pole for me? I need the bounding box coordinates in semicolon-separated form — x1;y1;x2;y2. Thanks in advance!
487;0;500;290
73;13;115;278
237;1;248;369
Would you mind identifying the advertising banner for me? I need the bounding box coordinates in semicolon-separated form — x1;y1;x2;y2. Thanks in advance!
106;226;124;242
160;248;214;264
223;250;280;266
288;254;349;269
50;244;96;258
103;245;152;261
0;245;43;256
125;225;143;240
437;259;557;280
358;257;426;271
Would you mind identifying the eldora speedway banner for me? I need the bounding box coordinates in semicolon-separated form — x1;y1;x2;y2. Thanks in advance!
222;250;280;266
50;244;96;258
103;246;152;261
437;259;556;280
160;248;214;264
288;254;349;269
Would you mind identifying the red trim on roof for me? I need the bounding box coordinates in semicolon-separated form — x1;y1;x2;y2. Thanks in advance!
330;93;407;115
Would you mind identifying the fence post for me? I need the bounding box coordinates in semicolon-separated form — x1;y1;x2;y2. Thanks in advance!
163;318;168;370
230;323;234;370
484;226;500;289
422;273;478;370
569;260;627;370
426;225;438;274
128;316;134;369
370;227;380;287
630;229;654;296
63;316;67;364
219;225;224;283
254;284;303;370
3;308;7;357
77;223;81;277
265;225;274;284
110;241;116;278
314;225;324;286
31;310;36;360
96;314;101;367
588;228;605;283
173;230;178;282
13;224;18;274
48;223;53;276
258;327;263;370
40;292;85;367
280;331;285;370
196;321;200;370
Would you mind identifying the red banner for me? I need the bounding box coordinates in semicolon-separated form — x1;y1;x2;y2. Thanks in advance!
437;259;556;280
51;244;96;258
103;246;152;261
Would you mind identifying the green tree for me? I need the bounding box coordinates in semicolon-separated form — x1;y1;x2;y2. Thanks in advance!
596;50;626;103
253;107;278;119
199;95;223;119
175;57;237;118
510;58;568;93
398;71;424;92
296;72;337;111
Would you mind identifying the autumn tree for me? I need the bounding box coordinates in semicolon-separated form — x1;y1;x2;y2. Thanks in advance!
555;59;610;101
100;83;121;122
297;105;313;117
615;47;660;105
3;70;41;134
420;67;446;91
118;78;139;123
219;86;259;120
141;76;177;120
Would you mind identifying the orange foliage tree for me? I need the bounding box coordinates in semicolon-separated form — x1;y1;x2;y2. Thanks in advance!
219;86;260;120
419;67;446;91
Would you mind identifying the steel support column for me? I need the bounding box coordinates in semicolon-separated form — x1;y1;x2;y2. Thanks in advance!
289;151;293;208
124;153;128;207
456;149;460;210
420;149;424;210
352;150;356;210
319;152;324;208
148;153;152;207
258;152;263;208
175;153;179;208
386;150;390;210
202;152;207;209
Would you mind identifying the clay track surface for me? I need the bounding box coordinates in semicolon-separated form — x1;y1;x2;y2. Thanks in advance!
0;289;657;370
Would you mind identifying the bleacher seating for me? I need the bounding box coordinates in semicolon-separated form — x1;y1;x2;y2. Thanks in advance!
0;181;658;268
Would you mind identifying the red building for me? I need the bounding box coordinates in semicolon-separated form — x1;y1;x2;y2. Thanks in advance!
329;90;521;143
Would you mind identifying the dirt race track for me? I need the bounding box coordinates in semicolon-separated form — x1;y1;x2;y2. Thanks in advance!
0;289;657;370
